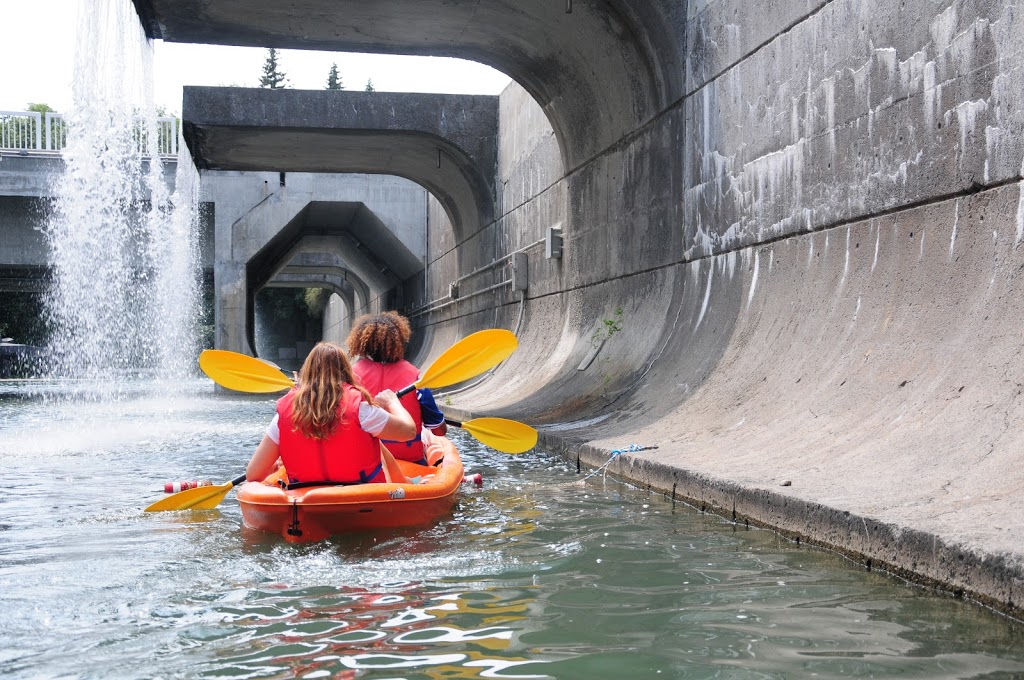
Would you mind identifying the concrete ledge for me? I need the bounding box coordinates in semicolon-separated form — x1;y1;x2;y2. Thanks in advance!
530;430;1024;622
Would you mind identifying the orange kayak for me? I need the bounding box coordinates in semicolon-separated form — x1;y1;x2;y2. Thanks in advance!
237;433;466;543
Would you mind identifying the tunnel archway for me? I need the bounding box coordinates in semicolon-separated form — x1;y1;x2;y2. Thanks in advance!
137;0;682;172
184;87;498;243
244;203;420;356
262;265;363;354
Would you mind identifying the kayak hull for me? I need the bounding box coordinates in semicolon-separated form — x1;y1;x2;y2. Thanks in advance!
237;434;465;543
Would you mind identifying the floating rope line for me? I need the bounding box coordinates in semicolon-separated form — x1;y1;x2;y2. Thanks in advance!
581;444;659;480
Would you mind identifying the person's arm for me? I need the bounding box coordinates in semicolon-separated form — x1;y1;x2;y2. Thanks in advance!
371;388;417;441
247;434;280;481
417;388;448;436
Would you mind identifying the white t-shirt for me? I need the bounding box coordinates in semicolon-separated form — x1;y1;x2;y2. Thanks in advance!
266;402;390;444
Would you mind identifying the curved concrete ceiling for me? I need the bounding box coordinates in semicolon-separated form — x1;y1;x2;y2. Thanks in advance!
134;0;683;170
245;201;417;296
245;203;408;351
183;87;496;238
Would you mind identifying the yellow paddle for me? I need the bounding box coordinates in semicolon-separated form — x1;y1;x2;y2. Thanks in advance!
197;350;294;393
198;329;518;395
198;345;537;454
444;417;538;454
145;474;246;512
395;329;518;396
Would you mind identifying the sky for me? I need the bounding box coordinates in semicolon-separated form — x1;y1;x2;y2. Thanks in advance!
1;0;512;115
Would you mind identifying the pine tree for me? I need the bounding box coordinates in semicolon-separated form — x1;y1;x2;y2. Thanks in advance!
364;78;375;93
326;63;344;90
259;48;288;89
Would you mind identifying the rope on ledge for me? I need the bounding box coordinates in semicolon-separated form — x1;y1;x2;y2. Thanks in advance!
581;444;659;481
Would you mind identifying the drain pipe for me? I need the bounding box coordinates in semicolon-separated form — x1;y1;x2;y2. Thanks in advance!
408;237;543;318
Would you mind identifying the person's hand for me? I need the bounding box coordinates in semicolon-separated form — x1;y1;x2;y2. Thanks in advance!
374;389;399;409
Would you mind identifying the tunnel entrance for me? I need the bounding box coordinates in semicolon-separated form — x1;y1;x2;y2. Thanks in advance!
253;286;330;369
244;199;424;361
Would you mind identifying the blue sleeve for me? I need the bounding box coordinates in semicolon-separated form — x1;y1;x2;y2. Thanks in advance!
416;388;445;428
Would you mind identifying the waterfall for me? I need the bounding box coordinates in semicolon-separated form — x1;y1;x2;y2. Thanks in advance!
44;0;200;388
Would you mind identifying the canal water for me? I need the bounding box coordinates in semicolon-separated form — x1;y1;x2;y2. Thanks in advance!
1;381;1022;679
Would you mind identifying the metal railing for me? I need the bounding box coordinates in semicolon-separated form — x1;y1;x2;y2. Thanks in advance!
0;110;179;156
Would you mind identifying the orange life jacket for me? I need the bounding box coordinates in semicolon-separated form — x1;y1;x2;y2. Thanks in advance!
352;358;425;462
276;386;384;486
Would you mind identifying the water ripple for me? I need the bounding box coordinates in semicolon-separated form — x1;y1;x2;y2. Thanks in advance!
1;382;1022;679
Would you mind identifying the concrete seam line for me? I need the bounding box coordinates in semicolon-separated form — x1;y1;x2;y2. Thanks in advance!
560;0;835;181
448;174;1024;311
679;0;838;102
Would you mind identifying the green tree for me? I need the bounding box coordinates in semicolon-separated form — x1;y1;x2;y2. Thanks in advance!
304;287;328;316
259;48;289;89
364;78;375;93
27;103;54;116
326;63;344;90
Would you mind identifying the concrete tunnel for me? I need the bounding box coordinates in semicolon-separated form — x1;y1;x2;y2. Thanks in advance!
246;200;424;356
135;0;1024;616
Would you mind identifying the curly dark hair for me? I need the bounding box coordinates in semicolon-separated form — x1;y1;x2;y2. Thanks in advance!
346;311;412;363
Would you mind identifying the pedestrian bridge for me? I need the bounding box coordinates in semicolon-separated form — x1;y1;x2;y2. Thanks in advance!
0;110;179;156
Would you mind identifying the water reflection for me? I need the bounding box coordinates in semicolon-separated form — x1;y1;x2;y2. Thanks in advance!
182;585;544;679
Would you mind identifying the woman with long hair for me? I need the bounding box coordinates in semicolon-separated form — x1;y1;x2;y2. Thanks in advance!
346;311;447;465
246;342;416;486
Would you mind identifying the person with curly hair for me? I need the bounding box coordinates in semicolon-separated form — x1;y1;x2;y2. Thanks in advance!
346;311;448;464
245;342;417;487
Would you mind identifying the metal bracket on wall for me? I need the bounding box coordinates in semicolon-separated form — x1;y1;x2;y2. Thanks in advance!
546;225;563;259
510;252;528;291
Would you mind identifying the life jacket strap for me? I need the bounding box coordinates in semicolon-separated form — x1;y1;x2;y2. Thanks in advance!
286;463;383;489
380;433;423;446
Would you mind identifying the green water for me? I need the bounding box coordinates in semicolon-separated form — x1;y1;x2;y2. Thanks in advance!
0;381;1021;679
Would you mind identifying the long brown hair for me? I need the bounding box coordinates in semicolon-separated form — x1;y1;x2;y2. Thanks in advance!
346;311;412;363
291;342;373;439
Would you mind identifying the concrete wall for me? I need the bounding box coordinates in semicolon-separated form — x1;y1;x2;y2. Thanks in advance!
322;293;348;345
0;196;49;267
0;153;178;198
414;1;1024;616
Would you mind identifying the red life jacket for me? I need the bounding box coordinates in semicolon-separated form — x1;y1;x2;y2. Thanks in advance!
352;358;424;462
276;386;384;485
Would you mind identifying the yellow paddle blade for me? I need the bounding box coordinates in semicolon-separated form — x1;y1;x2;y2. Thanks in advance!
417;329;518;390
144;482;233;512
199;349;293;393
460;417;538;454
